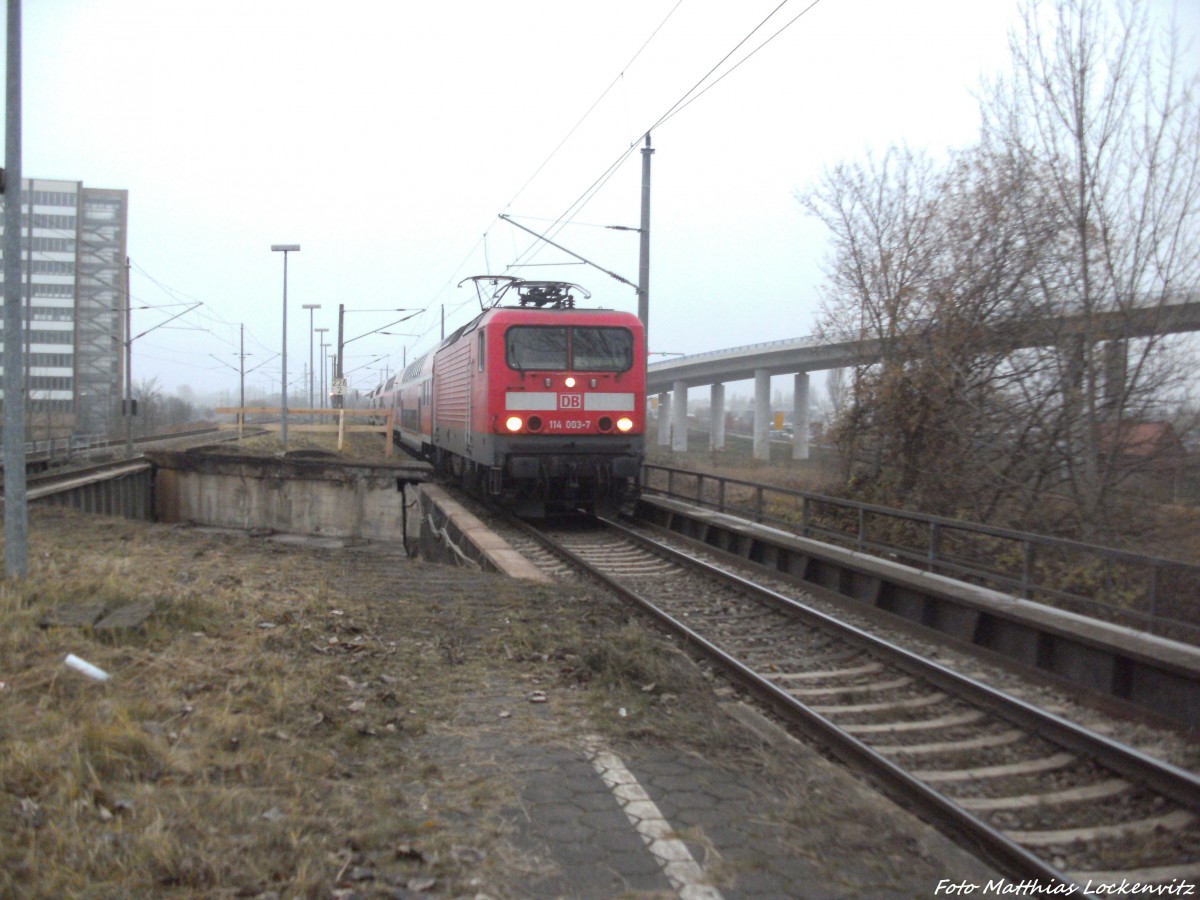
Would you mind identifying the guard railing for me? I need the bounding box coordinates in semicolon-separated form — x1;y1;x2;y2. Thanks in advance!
641;463;1200;644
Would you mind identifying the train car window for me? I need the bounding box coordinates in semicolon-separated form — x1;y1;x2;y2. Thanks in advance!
506;326;568;371
570;327;633;372
478;330;486;372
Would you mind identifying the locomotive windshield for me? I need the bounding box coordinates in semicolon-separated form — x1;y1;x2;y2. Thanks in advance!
506;326;633;372
572;327;633;370
506;327;568;370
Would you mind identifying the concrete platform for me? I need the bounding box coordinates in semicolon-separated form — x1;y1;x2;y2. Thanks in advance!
417;483;551;582
429;697;1001;899
384;499;1004;895
146;447;430;541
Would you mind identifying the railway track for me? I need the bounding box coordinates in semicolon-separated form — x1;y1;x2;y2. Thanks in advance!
12;426;228;472
488;511;1200;893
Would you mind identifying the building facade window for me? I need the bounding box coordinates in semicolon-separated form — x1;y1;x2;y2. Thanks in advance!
26;330;75;345
28;353;73;367
18;237;77;253
29;190;78;208
30;260;75;275
33;284;73;298
31;213;77;230
28;398;74;412
0;180;126;437
0;259;76;275
30;375;74;392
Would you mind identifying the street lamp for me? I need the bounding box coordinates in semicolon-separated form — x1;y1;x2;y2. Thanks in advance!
271;243;300;448
302;303;321;411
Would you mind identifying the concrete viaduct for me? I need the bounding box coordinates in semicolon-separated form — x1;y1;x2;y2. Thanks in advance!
646;298;1200;462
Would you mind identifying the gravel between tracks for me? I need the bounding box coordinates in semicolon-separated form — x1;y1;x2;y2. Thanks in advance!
611;517;1200;775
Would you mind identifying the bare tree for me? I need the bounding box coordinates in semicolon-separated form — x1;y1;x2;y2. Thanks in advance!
799;0;1200;539
980;0;1200;536
131;377;163;437
800;146;947;496
128;377;199;436
814;367;850;429
800;144;1045;513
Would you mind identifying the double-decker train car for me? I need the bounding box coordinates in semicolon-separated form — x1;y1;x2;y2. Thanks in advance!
380;278;645;516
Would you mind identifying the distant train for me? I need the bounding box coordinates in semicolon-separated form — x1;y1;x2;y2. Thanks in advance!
371;277;646;516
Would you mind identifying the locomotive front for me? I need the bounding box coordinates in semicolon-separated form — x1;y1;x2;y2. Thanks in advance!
428;279;646;516
482;306;645;515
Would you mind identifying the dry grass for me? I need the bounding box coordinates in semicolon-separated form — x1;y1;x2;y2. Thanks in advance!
0;505;739;898
648;443;1200;566
219;430;400;464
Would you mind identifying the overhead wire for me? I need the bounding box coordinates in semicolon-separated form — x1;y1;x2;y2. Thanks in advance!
18;222;267;385
126;1;821;391
654;0;823;130
128;257;278;359
400;0;688;356
497;0;686;218
504;0;821;276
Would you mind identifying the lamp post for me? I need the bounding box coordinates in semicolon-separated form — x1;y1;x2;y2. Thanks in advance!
302;303;320;412
271;244;300;448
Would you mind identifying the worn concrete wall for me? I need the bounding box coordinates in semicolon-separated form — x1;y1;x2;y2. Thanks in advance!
417;484;551;581
146;449;431;542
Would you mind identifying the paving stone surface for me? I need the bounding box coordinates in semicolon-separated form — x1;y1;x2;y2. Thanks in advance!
489;729;1001;899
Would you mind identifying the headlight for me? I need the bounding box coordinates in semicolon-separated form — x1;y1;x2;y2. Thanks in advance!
564;376;577;388
616;417;634;432
505;416;523;432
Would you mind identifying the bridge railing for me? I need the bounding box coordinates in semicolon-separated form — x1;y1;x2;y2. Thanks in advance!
642;462;1200;645
647;333;824;368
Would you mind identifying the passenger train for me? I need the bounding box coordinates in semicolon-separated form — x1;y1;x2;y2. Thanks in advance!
370;277;645;516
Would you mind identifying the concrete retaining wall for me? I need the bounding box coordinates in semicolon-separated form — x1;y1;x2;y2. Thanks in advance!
146;449;430;542
417;484;551;581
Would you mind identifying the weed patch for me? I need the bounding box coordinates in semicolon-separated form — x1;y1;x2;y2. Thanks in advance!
0;506;750;896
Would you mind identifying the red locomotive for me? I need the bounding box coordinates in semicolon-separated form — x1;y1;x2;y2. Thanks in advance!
376;277;645;516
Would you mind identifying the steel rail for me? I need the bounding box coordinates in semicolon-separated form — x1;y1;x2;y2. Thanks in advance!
507;512;1200;892
604;516;1200;813
18;426;223;461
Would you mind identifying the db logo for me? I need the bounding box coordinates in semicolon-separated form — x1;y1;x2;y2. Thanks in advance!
559;393;583;409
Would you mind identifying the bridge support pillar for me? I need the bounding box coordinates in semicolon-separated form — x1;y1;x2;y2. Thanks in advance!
753;369;770;461
710;383;725;451
671;380;688;452
657;392;671;447
793;372;810;460
1102;339;1128;412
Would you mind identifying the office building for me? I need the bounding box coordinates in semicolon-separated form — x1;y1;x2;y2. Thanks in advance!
0;178;129;438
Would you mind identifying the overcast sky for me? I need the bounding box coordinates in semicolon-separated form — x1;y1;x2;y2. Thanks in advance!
10;0;1200;402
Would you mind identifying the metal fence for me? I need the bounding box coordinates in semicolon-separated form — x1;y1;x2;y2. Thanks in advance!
24;432;108;456
642;463;1200;643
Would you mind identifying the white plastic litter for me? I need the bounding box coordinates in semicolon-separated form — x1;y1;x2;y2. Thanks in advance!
64;654;110;682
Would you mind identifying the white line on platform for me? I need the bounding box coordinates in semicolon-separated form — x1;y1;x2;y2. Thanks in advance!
584;737;725;900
